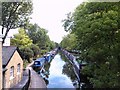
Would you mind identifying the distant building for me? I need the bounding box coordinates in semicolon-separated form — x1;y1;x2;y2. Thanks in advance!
3;37;11;46
0;34;3;89
2;46;23;88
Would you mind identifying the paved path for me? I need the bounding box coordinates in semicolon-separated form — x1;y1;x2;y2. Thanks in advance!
29;67;47;89
26;61;47;89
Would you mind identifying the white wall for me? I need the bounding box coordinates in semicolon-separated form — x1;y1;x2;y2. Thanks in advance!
3;37;11;46
0;35;3;89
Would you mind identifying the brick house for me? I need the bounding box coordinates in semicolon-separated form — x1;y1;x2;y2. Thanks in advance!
2;46;23;88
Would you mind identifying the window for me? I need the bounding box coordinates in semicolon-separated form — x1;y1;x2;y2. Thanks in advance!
17;63;20;74
10;66;14;79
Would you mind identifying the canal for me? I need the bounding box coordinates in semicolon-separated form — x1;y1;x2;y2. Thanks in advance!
39;53;79;88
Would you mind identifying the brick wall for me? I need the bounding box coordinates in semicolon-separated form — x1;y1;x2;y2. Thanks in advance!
3;50;23;88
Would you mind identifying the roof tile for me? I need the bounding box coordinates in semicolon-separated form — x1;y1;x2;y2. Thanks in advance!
2;46;17;66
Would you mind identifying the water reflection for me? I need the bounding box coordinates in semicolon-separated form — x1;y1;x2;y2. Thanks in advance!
60;53;80;88
62;62;77;82
48;54;75;88
38;53;79;89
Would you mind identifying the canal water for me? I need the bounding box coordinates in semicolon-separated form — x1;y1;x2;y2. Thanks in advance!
40;53;79;88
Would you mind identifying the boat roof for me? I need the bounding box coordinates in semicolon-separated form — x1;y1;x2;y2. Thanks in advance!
35;57;45;61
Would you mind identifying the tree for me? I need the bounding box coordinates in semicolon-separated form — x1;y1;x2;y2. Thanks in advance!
49;40;56;50
30;44;40;59
20;47;33;63
11;28;32;48
62;12;74;32
26;23;55;51
63;2;120;88
11;28;33;62
1;1;33;43
60;33;77;50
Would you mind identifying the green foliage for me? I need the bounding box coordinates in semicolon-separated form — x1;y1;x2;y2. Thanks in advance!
11;28;32;48
20;47;33;63
62;12;74;32
49;41;56;50
41;49;48;55
26;23;55;51
11;28;33;62
63;2;120;88
23;59;30;69
1;1;33;43
11;24;56;62
60;33;77;50
30;44;40;59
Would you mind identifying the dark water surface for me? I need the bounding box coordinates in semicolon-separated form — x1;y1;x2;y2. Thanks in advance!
42;53;78;88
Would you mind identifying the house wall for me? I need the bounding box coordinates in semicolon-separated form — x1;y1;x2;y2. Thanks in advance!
0;40;2;89
3;37;10;46
4;50;23;88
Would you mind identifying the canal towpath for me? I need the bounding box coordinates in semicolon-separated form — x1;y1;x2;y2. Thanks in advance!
26;61;47;89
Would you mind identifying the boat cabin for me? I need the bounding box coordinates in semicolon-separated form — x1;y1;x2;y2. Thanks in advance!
43;54;51;62
33;57;45;70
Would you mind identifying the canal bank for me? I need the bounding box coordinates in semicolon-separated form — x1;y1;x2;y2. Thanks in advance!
61;49;80;84
60;49;93;88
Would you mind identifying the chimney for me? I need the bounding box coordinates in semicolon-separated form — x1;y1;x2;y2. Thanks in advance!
0;34;3;89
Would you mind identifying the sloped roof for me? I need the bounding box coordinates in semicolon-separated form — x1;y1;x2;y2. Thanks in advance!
2;46;17;67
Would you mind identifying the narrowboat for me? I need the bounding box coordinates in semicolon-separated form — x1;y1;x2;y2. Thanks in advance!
47;51;55;57
44;53;51;63
33;57;45;71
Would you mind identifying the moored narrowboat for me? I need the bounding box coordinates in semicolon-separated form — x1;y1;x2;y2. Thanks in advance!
44;53;51;63
32;57;45;71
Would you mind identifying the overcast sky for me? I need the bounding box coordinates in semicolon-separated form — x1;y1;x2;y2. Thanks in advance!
4;0;83;43
30;0;83;43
